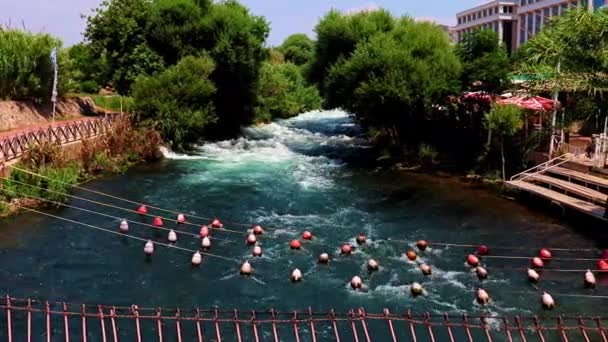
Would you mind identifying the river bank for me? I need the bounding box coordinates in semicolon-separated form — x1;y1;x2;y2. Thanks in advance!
0;117;163;216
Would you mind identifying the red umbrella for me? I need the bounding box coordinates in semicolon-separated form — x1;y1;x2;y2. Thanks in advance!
496;96;559;112
463;91;493;103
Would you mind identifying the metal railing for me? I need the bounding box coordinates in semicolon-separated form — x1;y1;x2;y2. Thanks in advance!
0;296;606;341
0;115;119;163
510;153;573;182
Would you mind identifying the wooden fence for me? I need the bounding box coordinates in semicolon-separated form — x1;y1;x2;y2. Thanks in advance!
0;116;119;163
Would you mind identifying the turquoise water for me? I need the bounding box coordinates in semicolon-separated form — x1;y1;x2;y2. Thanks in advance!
1;110;607;339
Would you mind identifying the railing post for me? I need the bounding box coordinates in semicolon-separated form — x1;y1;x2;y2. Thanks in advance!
6;296;13;342
63;302;71;342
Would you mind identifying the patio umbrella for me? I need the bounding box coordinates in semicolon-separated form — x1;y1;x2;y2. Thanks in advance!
496;96;559;112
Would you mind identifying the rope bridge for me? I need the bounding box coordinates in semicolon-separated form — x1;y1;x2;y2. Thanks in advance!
0;115;119;163
1;296;607;342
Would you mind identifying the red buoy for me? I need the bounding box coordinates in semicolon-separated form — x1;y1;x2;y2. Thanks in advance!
416;240;428;251
200;225;210;238
539;248;552;260
137;205;148;214
356;235;367;245
406;250;417;261
176;214;186;224
252;225;264;235
532;257;544;269
476;245;489;256
302;231;313;240
152;216;163;227
211;219;223;228
290;240;302;250
598;259;608;271
467;254;479;267
246;234;257;245
341;244;352;255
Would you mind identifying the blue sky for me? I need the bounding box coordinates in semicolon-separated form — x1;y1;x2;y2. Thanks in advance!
1;0;486;46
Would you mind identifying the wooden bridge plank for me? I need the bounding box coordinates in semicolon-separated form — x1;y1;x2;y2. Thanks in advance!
527;174;607;205
547;166;608;189
507;180;606;220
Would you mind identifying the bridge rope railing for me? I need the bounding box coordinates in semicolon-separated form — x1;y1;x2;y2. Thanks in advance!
2;296;607;342
0;115;120;163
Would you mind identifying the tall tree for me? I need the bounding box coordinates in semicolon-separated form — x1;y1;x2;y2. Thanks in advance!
278;34;314;66
324;19;461;145
484;104;523;180
309;9;395;92
455;29;510;93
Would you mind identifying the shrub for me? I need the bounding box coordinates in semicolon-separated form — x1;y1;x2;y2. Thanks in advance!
0;27;62;99
132;55;217;151
418;143;438;167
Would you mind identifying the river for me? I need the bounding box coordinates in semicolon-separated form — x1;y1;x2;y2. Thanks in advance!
0;110;606;340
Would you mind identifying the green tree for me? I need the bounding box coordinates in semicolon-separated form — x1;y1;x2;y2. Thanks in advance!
324;19;461;145
255;62;322;122
85;0;164;94
455;29;510;93
309;9;395;91
131;56;216;151
278;34;314;66
485;104;523;180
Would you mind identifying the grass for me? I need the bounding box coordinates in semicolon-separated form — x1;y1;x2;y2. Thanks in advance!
69;93;134;113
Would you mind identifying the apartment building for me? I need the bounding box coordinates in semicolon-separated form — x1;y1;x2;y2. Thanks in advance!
453;0;608;52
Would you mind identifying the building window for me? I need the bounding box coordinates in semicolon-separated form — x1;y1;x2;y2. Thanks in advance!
458;17;462;24
552;6;559;16
562;3;569;13
489;8;493;15
535;11;542;33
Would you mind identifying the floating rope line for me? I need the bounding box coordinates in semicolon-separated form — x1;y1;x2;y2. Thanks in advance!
480;255;602;262
504;291;608;300
0;185;240;245
4;202;241;263
386;239;604;253
1;177;363;253
479;266;608;273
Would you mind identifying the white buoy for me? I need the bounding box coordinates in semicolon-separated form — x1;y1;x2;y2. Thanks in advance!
201;237;211;249
252;245;263;257
291;268;303;282
168;229;177;243
410;282;423;296
420;264;432;276
318;253;329;264
367;259;379;271
240;261;252;275
542;292;555;309
476;288;490;305
584;270;596;288
119;220;129;233
350;276;363;289
527;268;540;282
476;266;488;280
191;251;202;266
144;240;154;256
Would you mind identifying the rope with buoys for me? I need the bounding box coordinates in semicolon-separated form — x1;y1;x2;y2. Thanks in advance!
2;200;241;263
0;185;239;245
386;238;605;253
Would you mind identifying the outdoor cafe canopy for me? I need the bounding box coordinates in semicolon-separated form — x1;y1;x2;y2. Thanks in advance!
496;95;560;112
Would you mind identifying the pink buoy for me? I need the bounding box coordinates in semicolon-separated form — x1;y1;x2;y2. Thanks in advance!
302;231;313;240
201;237;211;249
476;288;490;305
416;240;428;251
476;245;489;256
466;254;479;267
176;214;186;224
252;246;263;257
199;225;210;238
240;261;252;275
168;229;177;243
119;220;129;233
191;252;202;266
252;225;264;235
246;234;257;245
290;240;302;250
152;216;163;227
356;235;367;245
211;219;223;229
539;248;552;260
144;240;154;256
291;268;303;282
532;257;544;269
137;205;148;214
598;259;608;271
341;244;352;255
318;253;329;264
350;276;362;289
